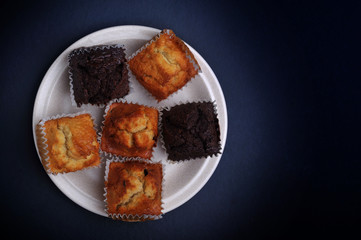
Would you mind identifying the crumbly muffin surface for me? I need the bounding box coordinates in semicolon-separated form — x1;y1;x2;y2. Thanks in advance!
40;114;100;173
129;30;200;101
101;102;158;159
105;161;163;219
69;46;129;106
161;102;220;161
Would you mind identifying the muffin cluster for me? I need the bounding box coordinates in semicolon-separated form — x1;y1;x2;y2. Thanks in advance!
36;29;221;221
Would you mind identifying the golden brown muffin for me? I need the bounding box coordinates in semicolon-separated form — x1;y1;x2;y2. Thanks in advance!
100;102;159;159
105;161;163;221
37;114;100;174
128;29;200;101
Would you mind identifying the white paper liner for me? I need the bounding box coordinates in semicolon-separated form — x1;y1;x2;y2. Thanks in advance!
159;100;222;164
127;29;202;102
98;98;160;162
36;111;102;175
103;158;165;221
68;44;132;108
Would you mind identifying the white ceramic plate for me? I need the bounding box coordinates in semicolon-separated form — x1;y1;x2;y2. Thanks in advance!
32;25;228;217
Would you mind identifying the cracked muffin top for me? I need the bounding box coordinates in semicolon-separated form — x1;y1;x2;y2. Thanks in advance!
68;45;129;107
100;102;159;159
128;29;200;101
38;114;100;174
105;161;163;220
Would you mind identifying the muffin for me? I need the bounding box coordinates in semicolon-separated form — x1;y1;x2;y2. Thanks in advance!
161;102;221;161
100;101;159;159
105;160;163;221
128;29;200;101
68;45;129;107
37;113;100;174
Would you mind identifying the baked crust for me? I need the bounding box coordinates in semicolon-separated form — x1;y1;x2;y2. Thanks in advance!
161;102;221;161
128;29;200;101
105;161;163;220
39;114;100;173
69;45;129;106
100;102;159;159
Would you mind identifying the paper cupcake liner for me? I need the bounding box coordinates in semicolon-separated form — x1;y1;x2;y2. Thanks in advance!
36;111;102;175
98;98;160;162
159;100;222;164
68;44;132;108
103;158;165;221
127;29;202;102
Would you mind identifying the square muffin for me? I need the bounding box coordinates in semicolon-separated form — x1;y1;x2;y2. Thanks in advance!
128;29;200;101
68;45;129;106
37;114;100;174
161;102;221;161
105;161;163;221
100;102;159;159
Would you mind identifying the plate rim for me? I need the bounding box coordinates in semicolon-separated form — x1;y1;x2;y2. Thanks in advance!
32;25;228;217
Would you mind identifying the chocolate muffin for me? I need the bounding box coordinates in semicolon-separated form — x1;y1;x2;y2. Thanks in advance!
68;45;129;106
161;102;221;161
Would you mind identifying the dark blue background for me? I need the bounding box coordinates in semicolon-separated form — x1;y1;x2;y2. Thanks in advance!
1;0;360;239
